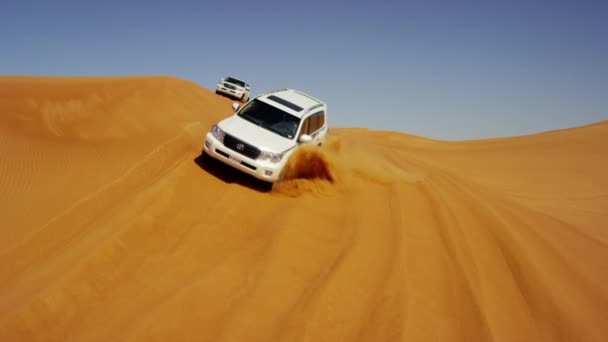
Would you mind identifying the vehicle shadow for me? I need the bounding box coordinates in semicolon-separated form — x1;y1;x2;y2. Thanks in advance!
193;153;272;193
215;92;244;103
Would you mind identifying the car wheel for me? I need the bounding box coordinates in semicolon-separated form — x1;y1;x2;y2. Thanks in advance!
241;94;249;103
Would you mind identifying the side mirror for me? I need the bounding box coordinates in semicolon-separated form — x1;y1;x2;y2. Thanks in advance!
245;85;250;91
298;134;313;143
232;103;240;112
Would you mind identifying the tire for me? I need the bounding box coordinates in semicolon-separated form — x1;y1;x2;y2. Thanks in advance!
241;94;249;103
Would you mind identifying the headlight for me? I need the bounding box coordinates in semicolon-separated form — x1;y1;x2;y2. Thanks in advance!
211;124;225;143
258;150;283;163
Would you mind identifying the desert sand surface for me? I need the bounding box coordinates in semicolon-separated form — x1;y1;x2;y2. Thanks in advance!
1;76;607;342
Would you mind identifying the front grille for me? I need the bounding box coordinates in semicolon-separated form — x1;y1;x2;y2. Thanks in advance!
223;134;260;159
224;83;236;90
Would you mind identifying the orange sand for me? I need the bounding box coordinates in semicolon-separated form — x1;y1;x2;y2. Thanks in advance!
0;76;606;341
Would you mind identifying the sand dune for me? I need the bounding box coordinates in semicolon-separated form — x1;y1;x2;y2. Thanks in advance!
0;76;606;341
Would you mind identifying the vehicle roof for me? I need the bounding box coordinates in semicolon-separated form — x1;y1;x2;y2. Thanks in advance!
257;89;325;118
225;76;248;84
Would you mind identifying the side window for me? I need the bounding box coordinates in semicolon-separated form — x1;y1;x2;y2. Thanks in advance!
318;111;325;129
308;114;319;134
299;117;309;138
308;111;325;134
299;111;326;138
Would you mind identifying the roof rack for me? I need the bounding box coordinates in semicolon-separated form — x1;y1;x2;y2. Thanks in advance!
258;88;290;97
291;89;325;105
301;103;324;115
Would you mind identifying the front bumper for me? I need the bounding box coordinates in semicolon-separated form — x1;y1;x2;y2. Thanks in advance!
203;133;284;182
215;84;245;99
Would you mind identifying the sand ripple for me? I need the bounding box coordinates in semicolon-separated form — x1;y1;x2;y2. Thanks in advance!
1;77;607;342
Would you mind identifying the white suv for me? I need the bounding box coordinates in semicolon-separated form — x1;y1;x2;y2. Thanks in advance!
215;76;251;102
202;88;328;183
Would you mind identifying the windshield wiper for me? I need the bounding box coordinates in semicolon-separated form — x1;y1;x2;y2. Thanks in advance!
239;114;292;138
258;121;276;131
258;122;289;138
239;113;262;125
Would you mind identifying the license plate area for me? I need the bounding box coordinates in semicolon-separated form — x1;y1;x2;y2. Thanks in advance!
228;154;241;164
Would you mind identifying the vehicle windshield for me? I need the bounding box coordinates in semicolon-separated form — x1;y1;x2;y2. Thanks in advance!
225;77;246;87
237;99;301;139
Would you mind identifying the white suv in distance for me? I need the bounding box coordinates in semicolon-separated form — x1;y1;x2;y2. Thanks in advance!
215;76;251;102
203;88;328;184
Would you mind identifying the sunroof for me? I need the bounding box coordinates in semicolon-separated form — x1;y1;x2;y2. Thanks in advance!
267;95;303;112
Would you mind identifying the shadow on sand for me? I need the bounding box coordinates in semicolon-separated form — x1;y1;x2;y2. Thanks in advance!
193;153;272;193
215;92;246;103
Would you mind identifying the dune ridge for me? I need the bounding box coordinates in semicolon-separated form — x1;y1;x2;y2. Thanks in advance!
0;76;606;341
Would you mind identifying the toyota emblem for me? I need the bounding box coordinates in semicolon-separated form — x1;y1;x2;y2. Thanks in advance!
236;143;245;150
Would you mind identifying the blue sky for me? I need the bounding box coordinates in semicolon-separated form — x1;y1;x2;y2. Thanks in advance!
2;0;606;140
